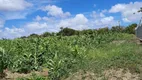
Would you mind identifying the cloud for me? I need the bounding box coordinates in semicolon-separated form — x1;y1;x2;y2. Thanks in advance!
58;14;88;30
89;11;117;28
42;5;71;18
0;11;118;39
91;11;105;18
34;16;55;22
2;11;29;20
35;15;42;21
0;0;33;11
25;22;47;31
0;27;25;39
90;16;117;29
0;2;122;39
0;0;33;20
122;18;131;22
109;2;142;22
0;18;5;28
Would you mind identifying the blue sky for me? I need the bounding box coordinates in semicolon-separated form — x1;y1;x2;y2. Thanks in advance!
0;0;142;38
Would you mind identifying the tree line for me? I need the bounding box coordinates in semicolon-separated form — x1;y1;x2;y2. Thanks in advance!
20;23;137;38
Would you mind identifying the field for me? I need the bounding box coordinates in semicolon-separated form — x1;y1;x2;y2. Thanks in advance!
0;32;142;80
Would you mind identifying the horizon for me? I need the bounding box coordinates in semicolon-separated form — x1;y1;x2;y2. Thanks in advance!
0;0;142;39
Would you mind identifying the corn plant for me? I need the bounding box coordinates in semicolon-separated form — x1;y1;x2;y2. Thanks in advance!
0;47;9;78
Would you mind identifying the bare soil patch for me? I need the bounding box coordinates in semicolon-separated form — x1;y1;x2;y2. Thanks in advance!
65;69;140;80
0;69;48;80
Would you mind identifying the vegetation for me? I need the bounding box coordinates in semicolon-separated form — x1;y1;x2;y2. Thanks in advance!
0;23;141;80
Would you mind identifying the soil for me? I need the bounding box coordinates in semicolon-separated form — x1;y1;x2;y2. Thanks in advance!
0;69;48;80
65;69;140;80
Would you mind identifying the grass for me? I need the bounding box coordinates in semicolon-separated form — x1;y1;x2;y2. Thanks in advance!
84;34;142;75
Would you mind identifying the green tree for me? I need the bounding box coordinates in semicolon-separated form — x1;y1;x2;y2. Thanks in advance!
57;27;76;36
111;26;124;32
28;33;39;38
124;23;137;34
41;32;51;37
97;27;109;34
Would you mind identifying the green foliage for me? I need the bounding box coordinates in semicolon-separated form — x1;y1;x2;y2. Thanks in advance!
57;27;76;36
0;48;10;74
41;32;52;37
97;27;109;34
28;33;40;38
11;38;46;73
111;26;124;32
1;28;142;80
124;23;137;34
0;48;5;74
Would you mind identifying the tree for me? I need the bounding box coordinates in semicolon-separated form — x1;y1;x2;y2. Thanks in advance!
97;27;109;34
80;29;94;35
57;27;76;36
111;26;124;32
41;32;51;37
28;33;39;38
20;36;27;39
124;23;137;34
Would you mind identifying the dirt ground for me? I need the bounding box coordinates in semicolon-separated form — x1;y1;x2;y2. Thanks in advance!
65;69;140;80
0;69;48;80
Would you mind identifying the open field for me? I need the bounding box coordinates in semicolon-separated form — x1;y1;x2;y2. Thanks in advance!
1;32;142;80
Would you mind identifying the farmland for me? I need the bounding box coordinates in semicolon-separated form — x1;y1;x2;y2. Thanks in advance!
1;27;142;80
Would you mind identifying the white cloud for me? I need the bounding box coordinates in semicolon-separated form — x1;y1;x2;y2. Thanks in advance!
3;11;29;20
101;9;107;13
0;27;25;39
91;11;105;18
22;22;54;35
0;0;33;20
0;3;122;39
34;16;53;22
0;0;33;11
100;16;114;24
42;17;50;21
35;15;42;21
89;11;118;28
42;5;71;18
24;22;48;31
0;18;5;28
90;16;117;29
122;18;131;22
58;14;88;30
109;2;142;22
0;12;118;39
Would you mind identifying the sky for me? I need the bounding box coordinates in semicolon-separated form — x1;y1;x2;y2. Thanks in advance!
0;0;142;39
